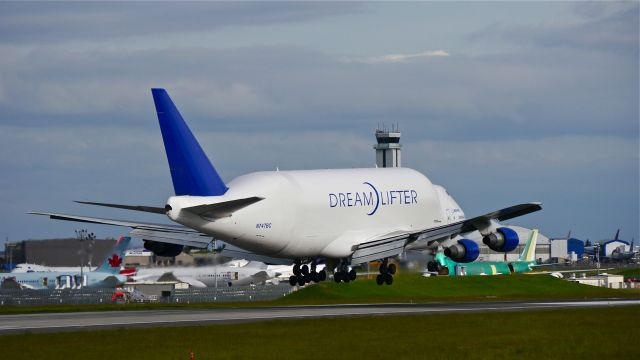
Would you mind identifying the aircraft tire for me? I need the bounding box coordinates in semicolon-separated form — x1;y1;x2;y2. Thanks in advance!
427;261;436;272
388;263;397;275
376;274;384;285
310;271;319;283
343;274;350;283
385;273;393;285
297;276;306;286
349;269;357;281
289;275;297;286
319;270;327;281
301;264;309;275
334;272;342;283
379;263;387;274
293;264;301;276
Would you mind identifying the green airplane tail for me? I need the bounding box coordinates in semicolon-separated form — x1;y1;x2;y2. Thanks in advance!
518;229;539;262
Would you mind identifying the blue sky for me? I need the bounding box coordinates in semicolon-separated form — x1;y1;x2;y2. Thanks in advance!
0;1;637;244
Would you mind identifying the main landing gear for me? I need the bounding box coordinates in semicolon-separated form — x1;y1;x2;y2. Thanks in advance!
376;258;396;285
289;260;327;286
333;261;356;283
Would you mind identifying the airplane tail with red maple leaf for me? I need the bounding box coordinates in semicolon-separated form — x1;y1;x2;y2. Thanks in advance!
95;236;131;274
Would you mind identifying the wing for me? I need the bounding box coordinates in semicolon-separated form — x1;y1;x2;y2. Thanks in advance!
29;211;212;248
350;202;542;265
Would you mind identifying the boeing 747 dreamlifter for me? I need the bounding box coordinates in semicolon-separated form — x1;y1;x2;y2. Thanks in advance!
32;89;542;286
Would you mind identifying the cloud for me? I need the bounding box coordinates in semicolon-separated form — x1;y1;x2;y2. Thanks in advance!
470;2;639;54
0;2;364;44
0;43;635;142
341;50;450;64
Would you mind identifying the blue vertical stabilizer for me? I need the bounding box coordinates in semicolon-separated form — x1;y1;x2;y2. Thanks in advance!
151;88;228;196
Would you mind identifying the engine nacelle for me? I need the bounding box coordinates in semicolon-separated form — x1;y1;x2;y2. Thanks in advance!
482;227;519;252
143;240;184;257
444;239;479;263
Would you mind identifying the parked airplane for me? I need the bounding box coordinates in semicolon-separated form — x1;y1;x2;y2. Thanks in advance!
132;261;279;287
31;89;542;286
427;229;540;276
0;237;131;290
584;230;637;263
12;264;97;273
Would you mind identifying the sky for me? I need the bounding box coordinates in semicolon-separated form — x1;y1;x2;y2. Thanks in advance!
0;1;638;246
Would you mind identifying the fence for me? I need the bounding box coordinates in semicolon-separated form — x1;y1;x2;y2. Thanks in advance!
0;283;296;306
169;283;294;304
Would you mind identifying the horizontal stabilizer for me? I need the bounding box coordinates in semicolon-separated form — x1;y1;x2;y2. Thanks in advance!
182;196;264;219
75;200;166;214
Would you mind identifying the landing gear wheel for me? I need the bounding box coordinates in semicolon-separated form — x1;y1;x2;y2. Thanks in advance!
334;272;342;283
297;276;306;286
388;263;397;275
289;275;297;286
379;263;387;274
310;271;319;283
301;264;309;276
349;269;357;281
427;261;436;272
293;264;301;276
385;273;393;285
376;274;384;286
343;272;351;283
318;270;327;281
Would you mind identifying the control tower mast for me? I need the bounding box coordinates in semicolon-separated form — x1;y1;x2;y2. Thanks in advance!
374;125;402;168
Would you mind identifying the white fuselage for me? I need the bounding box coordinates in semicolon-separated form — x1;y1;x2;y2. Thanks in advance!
166;167;464;260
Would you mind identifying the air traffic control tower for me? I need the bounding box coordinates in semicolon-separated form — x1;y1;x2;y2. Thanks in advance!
374;126;402;168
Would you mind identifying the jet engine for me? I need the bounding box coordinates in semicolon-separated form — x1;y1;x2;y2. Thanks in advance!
444;239;479;263
482;227;519;252
143;240;184;257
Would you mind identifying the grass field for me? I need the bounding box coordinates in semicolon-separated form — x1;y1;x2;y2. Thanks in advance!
1;273;638;315
1;306;638;359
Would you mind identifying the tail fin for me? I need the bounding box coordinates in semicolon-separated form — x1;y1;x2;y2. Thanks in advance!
151;88;228;196
519;229;538;262
614;229;620;241
95;236;131;274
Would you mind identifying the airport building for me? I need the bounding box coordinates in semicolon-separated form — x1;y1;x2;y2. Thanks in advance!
549;238;585;262
3;238;117;268
599;239;631;257
374;126;402;168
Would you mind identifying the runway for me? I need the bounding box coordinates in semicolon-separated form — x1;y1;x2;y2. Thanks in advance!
1;299;638;335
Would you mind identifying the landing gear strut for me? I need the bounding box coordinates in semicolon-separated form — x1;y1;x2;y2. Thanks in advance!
333;260;356;283
289;259;327;286
376;258;395;286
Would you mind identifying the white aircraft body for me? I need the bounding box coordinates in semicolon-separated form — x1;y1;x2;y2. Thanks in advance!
132;261;279;287
12;264;97;273
32;89;542;286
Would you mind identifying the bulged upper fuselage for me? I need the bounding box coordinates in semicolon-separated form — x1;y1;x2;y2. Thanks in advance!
167;167;464;259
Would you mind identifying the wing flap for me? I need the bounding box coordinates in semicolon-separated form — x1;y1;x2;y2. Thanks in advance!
351;233;410;264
